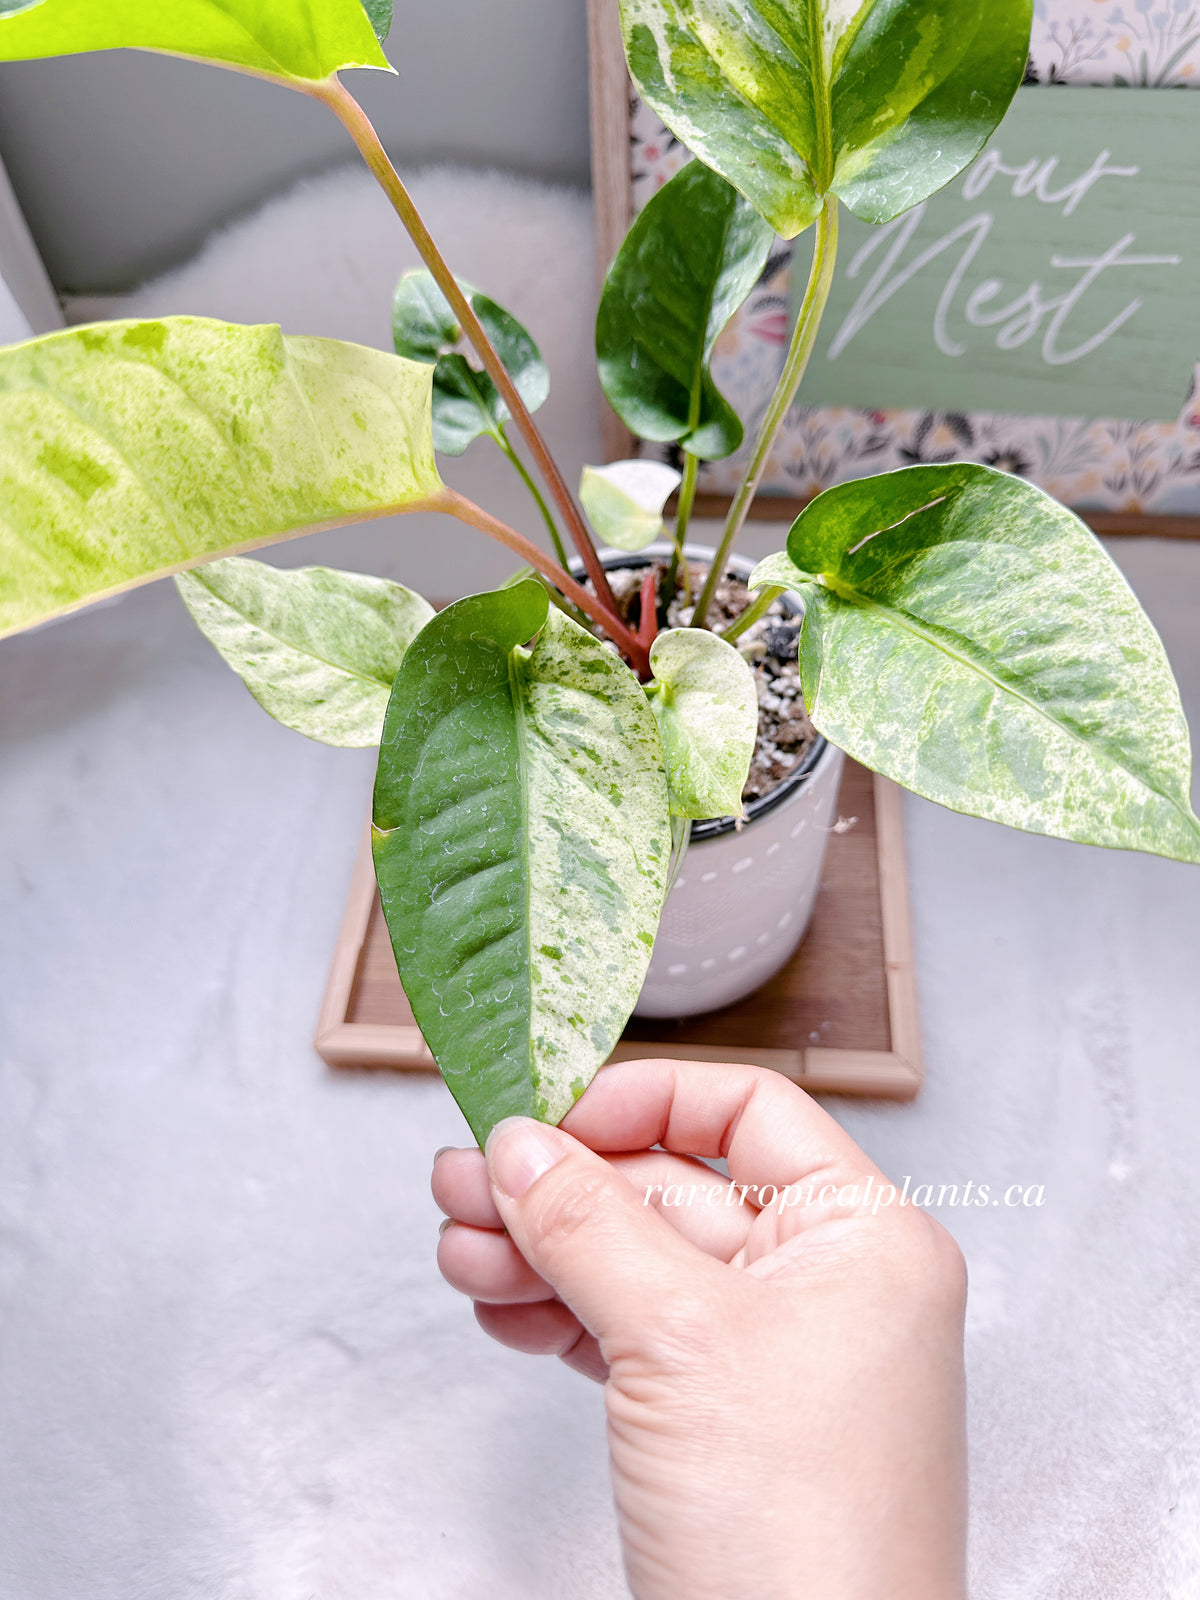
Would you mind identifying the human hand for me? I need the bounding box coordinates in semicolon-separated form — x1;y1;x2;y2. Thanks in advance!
433;1059;967;1600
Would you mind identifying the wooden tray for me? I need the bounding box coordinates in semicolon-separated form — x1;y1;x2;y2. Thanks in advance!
315;759;922;1099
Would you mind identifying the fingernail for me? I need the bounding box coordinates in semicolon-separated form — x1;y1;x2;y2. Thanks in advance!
433;1146;456;1163
438;1217;453;1237
485;1117;568;1199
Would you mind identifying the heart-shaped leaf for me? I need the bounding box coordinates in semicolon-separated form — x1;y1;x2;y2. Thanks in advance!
579;460;682;552
392;270;549;457
596;160;774;459
619;0;1032;236
750;464;1200;863
176;558;432;747
0;0;390;80
648;628;758;819
372;581;671;1144
0;317;442;640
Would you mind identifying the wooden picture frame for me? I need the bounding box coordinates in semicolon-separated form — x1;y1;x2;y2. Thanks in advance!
585;0;1200;542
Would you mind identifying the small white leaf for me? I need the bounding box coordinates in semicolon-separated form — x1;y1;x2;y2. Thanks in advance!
579;459;682;552
648;628;758;819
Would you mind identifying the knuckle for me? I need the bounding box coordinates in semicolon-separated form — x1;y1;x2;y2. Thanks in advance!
887;1209;969;1314
925;1217;969;1309
525;1164;613;1253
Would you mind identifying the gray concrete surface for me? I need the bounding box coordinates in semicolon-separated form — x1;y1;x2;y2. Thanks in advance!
1;529;1198;1598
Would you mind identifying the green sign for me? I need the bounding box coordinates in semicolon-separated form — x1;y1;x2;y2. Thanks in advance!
792;88;1200;422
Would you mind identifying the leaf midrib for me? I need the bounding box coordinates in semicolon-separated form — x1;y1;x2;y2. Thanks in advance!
816;573;1197;827
509;645;538;1080
805;0;834;190
660;699;731;809
194;574;395;691
667;0;819;184
170;1;303;80
450;358;505;442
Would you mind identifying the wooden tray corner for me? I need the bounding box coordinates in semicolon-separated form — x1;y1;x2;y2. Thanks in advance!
315;760;922;1101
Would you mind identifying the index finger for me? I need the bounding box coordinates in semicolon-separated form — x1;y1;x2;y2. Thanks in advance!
560;1058;885;1194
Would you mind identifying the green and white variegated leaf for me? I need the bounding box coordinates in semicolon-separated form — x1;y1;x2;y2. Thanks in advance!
648;627;758;820
392;269;548;457
372;580;671;1144
596;160;773;458
749;464;1200;863
0;317;442;640
619;0;1032;236
175;557;432;747
579;459;681;552
0;0;391;80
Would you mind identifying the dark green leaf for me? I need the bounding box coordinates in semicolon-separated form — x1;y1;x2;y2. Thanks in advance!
421;356;511;458
175;558;432;747
619;0;1032;235
596;160;773;458
0;0;390;80
750;464;1200;863
372;581;671;1144
0;317;442;640
648;628;758;818
360;0;391;45
392;269;549;457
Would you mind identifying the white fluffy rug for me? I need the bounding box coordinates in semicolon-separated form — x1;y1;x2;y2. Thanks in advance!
6;162;1198;1599
114;162;595;395
105;164;603;602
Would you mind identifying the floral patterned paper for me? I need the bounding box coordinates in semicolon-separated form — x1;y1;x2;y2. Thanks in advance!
628;1;1200;514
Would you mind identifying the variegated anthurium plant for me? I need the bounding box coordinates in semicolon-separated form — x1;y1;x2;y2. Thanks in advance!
1;1;1198;1143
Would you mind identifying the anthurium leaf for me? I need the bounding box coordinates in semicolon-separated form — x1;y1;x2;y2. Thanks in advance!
0;317;442;640
360;0;391;45
420;356;511;458
579;459;682;552
0;0;391;80
175;557;432;747
372;580;671;1144
619;0;1031;236
749;464;1200;863
392;269;548;457
647;628;758;819
596;161;773;459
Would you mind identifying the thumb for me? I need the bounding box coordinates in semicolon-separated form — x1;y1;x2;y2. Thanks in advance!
485;1115;723;1351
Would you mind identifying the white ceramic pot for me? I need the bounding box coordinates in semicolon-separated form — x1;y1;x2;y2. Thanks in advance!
577;542;845;1020
634;735;844;1017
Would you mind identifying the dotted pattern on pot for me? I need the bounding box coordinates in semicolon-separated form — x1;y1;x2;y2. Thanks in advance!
634;742;846;1019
